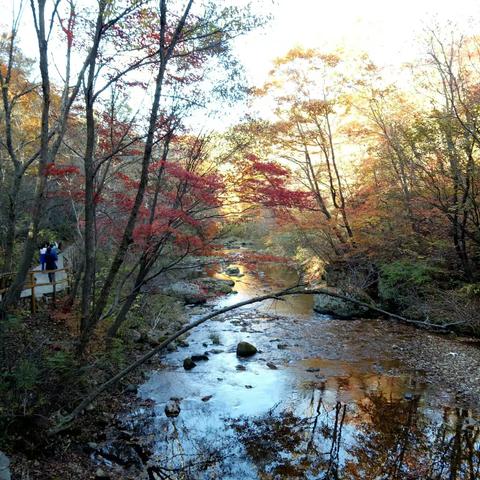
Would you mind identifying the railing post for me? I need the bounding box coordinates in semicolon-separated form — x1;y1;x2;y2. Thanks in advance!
52;271;56;305
30;271;36;314
66;267;71;294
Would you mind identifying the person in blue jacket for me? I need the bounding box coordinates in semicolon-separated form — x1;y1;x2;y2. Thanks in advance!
44;246;58;283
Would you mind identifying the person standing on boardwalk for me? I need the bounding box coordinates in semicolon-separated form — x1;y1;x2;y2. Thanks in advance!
39;243;48;271
44;246;58;283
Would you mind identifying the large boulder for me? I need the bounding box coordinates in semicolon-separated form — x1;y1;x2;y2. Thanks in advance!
163;281;207;305
313;293;369;319
236;341;257;357
197;277;235;294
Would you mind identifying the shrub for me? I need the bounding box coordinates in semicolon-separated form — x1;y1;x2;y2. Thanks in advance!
379;260;435;308
12;359;39;392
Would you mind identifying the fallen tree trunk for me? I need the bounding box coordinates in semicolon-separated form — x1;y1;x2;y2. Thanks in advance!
48;285;452;435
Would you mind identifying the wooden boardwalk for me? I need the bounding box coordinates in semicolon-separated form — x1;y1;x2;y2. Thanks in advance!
21;254;68;298
1;254;70;312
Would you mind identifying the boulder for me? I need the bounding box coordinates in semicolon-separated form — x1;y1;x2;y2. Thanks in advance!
313;293;369;319
125;329;142;343
236;341;257;357
225;266;241;276
163;281;208;305
183;358;196;370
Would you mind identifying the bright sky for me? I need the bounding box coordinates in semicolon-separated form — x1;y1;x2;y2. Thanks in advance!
3;0;480;129
235;0;480;85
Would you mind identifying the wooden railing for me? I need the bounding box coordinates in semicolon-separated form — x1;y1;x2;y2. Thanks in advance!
0;268;71;313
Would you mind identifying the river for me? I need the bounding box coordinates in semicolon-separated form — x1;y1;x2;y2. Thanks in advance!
130;255;480;479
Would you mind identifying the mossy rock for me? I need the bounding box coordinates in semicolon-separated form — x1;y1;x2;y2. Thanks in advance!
236;341;257;357
313;293;369;319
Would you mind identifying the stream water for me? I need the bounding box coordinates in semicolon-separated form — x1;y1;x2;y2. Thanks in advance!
134;257;480;479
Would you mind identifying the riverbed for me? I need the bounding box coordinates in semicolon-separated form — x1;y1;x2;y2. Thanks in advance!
129;257;480;479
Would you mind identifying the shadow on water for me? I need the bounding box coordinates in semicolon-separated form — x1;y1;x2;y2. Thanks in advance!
134;254;480;480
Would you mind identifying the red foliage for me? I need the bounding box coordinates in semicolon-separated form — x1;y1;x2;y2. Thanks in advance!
45;163;80;177
59;8;76;48
237;154;313;210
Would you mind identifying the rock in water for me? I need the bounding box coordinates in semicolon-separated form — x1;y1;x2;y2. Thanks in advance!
183;358;196;370
225;266;241;276
236;341;257;357
266;362;278;369
165;400;181;417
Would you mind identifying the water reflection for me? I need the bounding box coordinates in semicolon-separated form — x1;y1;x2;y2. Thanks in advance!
140;360;480;479
229;392;480;480
212;258;313;315
136;256;480;479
